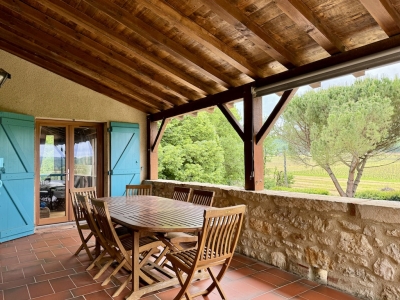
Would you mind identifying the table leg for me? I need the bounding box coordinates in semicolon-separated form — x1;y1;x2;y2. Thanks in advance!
132;230;140;292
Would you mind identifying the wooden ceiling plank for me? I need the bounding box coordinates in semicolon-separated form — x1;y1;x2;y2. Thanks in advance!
275;0;338;55
202;0;295;68
284;0;347;53
359;0;400;36
141;0;260;78
3;0;196;103
29;0;224;95
379;0;400;29
0;39;156;113
0;10;176;110
0;18;167;111
83;0;241;87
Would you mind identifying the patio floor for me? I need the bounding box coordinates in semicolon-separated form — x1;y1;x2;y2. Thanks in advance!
0;224;361;300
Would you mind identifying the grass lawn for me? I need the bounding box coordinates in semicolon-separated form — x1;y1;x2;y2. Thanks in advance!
267;154;400;196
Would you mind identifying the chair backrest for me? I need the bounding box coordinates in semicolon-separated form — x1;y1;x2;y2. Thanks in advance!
126;184;152;196
196;205;246;268
69;187;97;221
191;189;215;206
172;187;192;202
76;194;99;235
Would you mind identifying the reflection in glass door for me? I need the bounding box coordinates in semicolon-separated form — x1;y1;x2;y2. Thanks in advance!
38;127;67;221
37;121;103;225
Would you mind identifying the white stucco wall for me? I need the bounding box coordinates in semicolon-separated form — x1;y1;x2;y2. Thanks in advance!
0;50;148;184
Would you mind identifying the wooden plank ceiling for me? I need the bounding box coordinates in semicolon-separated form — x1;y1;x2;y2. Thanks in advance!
1;0;400;115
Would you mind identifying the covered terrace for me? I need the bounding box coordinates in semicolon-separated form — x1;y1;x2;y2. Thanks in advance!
1;0;400;299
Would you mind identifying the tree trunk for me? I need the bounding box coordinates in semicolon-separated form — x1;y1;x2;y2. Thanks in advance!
352;157;368;197
324;165;346;197
346;157;359;197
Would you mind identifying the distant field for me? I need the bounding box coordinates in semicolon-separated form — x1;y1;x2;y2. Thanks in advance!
267;154;400;196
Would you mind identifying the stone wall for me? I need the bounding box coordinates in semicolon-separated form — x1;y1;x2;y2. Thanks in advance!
146;179;400;300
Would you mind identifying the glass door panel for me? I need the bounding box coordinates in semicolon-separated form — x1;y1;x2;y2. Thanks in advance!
73;127;97;189
38;126;68;221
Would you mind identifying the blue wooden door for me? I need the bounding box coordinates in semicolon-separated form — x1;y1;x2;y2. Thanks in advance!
109;122;140;196
0;112;34;242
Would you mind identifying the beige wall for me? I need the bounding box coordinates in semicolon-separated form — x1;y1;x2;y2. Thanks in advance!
0;50;148;186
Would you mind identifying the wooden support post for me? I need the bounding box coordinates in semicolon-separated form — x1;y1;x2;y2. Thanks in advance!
147;117;170;180
243;86;264;190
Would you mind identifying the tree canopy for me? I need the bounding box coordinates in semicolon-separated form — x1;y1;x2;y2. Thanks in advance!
277;77;400;197
159;108;244;185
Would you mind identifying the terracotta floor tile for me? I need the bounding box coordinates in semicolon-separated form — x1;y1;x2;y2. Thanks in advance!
31;241;48;249
35;269;76;282
235;276;277;292
0;247;16;255
42;261;65;273
229;259;249;269
252;271;291;287
0;277;35;290
15;243;33;252
51;248;71;257
18;253;38;263
32;290;72;300
274;282;313;298
23;264;45;278
0;256;20;268
7;260;45;271
298;289;336;300
27;280;54;298
221;279;266;299
3;285;30;300
312;286;360;300
70;271;96;287
248;262;272;271
83;290;112;299
252;292;289;300
49;276;76;292
224;266;258;280
233;254;258;265
265;268;301;281
58;257;83;269
298;278;320;287
70;281;114;297
35;251;55;260
44;239;61;246
2;269;24;283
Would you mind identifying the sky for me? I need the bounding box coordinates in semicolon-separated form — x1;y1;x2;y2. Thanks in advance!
235;61;400;121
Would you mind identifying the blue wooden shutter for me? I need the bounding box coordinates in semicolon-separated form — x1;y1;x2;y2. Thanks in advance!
109;122;140;196
0;112;35;242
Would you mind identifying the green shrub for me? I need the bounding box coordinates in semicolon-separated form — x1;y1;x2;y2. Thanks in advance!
270;186;329;195
355;190;400;201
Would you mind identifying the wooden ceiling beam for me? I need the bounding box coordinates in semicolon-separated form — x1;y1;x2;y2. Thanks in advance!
0;19;168;112
1;1;193;105
359;0;400;36
30;0;224;96
140;0;259;78
379;0;400;29
0;39;156;113
151;34;400;121
202;0;295;69
0;11;175;110
83;0;241;87
275;0;339;55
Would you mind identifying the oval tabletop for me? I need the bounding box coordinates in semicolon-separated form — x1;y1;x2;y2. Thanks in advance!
99;195;212;233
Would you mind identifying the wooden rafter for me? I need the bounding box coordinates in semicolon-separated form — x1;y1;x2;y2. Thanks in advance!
28;0;225;96
202;0;296;68
141;0;259;78
275;0;339;55
359;0;400;36
379;0;400;29
217;103;244;141
83;0;241;87
280;0;347;53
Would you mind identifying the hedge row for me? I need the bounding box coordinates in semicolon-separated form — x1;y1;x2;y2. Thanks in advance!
355;190;400;201
271;186;329;195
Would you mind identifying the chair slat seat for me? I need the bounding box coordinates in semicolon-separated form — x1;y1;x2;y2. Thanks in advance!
166;205;246;300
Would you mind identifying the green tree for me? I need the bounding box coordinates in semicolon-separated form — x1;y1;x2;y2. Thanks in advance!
159;112;225;184
277;77;399;197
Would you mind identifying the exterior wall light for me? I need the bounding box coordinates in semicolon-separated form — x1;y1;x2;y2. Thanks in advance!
0;69;11;88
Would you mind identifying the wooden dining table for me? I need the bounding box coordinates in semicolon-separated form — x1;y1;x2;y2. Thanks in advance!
99;195;212;300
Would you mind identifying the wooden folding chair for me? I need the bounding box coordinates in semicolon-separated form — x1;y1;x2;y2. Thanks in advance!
166;205;246;300
76;194;124;280
172;186;192;202
91;199;164;297
191;189;215;206
69;187;97;260
126;184;152;196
